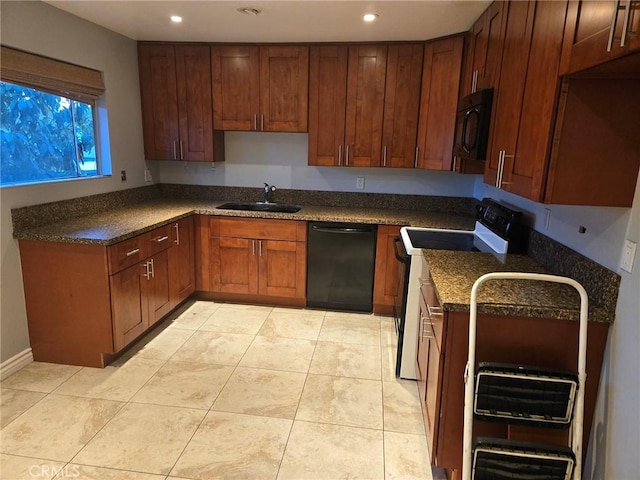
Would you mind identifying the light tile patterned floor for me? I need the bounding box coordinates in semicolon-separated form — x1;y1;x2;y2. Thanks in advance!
0;300;445;480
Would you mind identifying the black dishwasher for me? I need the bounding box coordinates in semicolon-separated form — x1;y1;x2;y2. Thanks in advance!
307;222;377;312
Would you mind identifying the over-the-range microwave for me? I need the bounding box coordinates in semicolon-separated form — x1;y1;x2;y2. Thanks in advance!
453;88;494;162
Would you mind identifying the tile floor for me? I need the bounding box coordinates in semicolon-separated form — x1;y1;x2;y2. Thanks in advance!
1;300;445;480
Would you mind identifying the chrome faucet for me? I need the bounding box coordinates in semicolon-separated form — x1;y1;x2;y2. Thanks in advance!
263;183;276;203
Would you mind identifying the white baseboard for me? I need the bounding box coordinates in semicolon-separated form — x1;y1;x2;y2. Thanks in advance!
0;348;33;381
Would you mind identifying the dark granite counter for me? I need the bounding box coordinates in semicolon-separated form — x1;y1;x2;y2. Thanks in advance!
423;250;614;323
13;199;476;245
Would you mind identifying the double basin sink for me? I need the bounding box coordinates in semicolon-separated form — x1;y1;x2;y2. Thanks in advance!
216;202;302;214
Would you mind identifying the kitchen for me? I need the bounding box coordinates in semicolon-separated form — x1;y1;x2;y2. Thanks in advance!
1;1;639;479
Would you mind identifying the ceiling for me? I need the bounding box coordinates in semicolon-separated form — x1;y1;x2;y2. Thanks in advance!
44;1;491;43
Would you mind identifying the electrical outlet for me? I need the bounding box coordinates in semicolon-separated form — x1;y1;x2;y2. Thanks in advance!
543;208;551;230
120;170;127;182
621;239;637;273
144;169;153;182
356;177;365;190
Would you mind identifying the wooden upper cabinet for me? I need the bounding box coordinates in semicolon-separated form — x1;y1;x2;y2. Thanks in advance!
416;36;464;171
260;46;309;132
139;44;219;162
212;45;309;132
381;44;424;168
211;46;260;131
345;45;388;167
308;46;348;166
560;0;640;75
460;1;508;97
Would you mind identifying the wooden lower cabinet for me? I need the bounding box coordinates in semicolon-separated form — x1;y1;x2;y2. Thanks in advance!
373;225;402;315
206;217;306;304
426;310;609;472
19;221;196;367
168;216;195;307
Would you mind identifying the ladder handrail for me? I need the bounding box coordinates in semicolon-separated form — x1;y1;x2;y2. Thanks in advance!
462;272;589;480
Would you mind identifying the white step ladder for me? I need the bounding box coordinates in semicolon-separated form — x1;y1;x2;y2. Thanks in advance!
462;272;589;480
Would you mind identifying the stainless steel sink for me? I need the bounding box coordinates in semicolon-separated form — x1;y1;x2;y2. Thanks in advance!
215;202;302;213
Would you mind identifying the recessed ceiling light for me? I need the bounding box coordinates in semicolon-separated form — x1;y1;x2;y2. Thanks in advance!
363;13;378;22
237;7;263;16
170;15;182;23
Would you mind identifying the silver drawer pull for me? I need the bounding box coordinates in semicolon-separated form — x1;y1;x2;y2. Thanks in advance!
153;235;169;243
418;277;430;287
427;304;443;318
421;317;434;339
126;248;140;257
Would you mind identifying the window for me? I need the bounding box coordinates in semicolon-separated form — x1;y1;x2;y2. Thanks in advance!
0;46;106;187
1;81;98;185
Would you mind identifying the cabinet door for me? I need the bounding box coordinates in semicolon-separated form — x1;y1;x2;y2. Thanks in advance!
169;216;195;308
138;44;179;160
373;225;402;314
308;46;348;166
416;37;464;171
484;1;536;188
175;45;214;162
110;262;146;351
560;1;640;75
505;0;567;200
258;240;306;298
146;250;172;326
212;46;260;131
345;45;387;167
210;236;258;294
424;330;443;462
260;46;309;132
474;2;508;92
381;44;423;168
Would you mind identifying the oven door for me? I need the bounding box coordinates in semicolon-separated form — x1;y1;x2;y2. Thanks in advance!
392;236;410;377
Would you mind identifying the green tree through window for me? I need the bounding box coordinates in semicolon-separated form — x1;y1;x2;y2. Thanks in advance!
1;81;98;186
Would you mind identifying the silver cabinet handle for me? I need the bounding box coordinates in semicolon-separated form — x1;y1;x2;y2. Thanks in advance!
418;277;429;287
153;235;169;243
252;239;256;256
496;151;504;188
126;248;140;257
421;317;434;339
382;145;387;167
472;70;478;93
179;140;184;160
142;260;151;280
253;114;257;131
338;145;342;166
414;147;419;168
260;114;264;131
258;240;263;257
173;141;178;160
452;156;457;172
620;0;633;47
345;145;350;166
427;304;443;318
608;1;621;51
174;223;180;245
149;258;154;278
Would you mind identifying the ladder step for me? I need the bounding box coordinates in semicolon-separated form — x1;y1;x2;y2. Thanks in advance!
472;437;575;480
474;363;578;426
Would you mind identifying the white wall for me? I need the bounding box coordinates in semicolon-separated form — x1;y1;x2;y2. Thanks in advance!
157;131;479;196
0;1;147;362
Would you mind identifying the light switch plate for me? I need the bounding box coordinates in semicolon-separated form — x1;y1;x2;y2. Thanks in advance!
621;239;637;273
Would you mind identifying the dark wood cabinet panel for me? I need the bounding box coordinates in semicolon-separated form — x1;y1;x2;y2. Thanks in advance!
139;44;220;162
110;262;146;352
260;46;309;132
210;236;258;294
259;240;306;298
416;36;464;171
146;249;172;326
211;45;260;131
169;216;195;308
308;46;348;166
138;44;179;160
212;45;308;132
560;0;640;75
345;45;387;167
382;44;423;168
373;225;402;315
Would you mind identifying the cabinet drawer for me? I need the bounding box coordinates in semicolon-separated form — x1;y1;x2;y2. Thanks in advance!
146;224;173;256
108;236;147;274
420;274;444;351
211;217;304;241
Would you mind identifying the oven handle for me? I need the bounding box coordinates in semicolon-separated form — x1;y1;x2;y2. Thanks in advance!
393;236;410;263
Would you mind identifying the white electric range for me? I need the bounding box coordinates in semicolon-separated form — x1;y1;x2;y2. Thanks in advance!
394;198;526;380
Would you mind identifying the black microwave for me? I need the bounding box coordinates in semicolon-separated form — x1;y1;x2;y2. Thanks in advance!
453;88;494;162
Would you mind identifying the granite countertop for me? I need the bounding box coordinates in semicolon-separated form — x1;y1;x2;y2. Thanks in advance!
13;199;477;245
423;250;613;324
